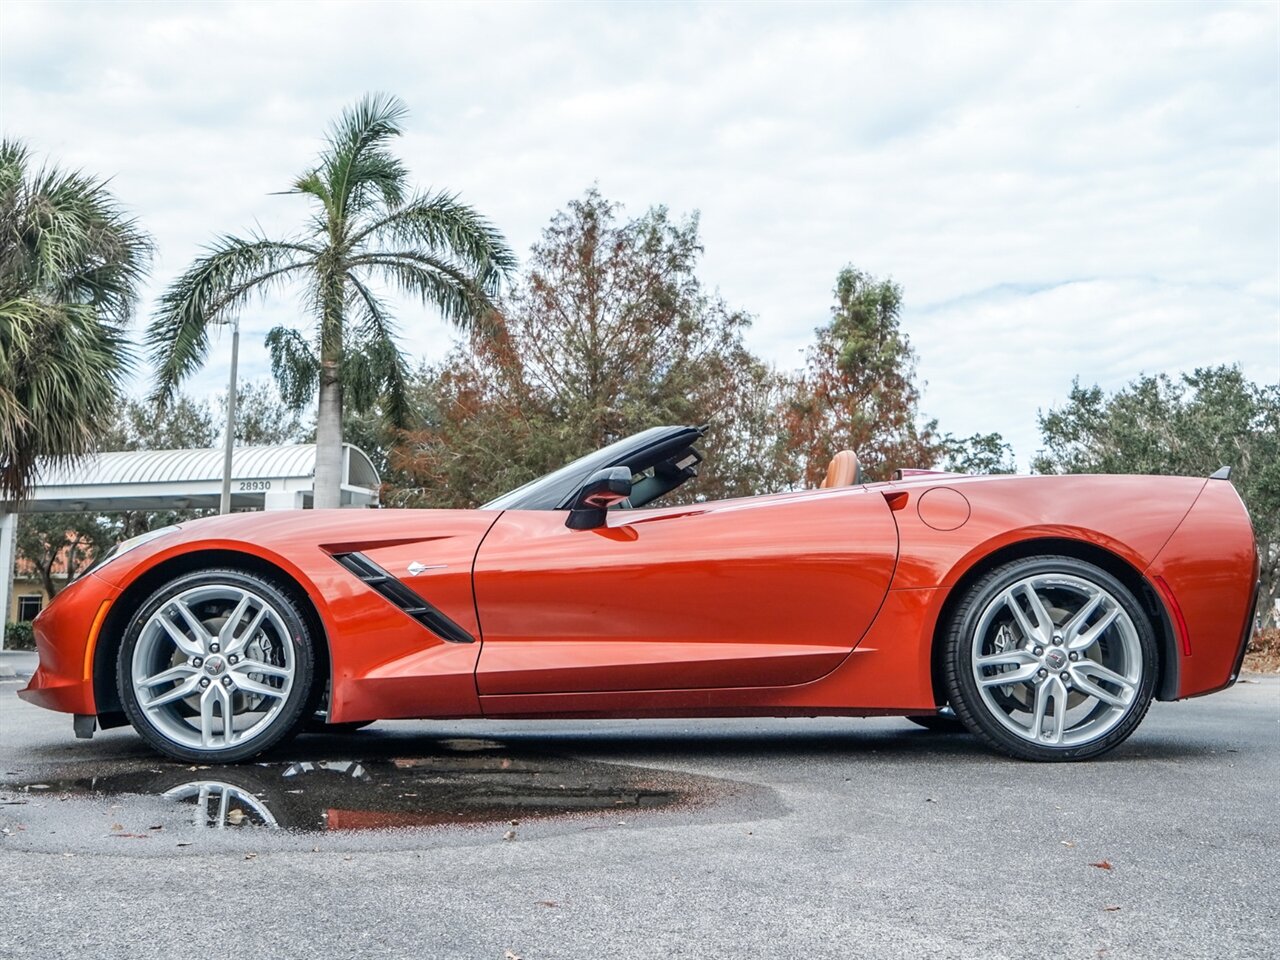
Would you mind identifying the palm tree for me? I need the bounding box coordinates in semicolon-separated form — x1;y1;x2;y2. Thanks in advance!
147;93;516;508
0;139;150;500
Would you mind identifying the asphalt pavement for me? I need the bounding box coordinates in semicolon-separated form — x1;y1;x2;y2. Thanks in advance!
1;674;1276;960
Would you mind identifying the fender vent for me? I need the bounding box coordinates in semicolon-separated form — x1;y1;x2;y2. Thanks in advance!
333;552;475;644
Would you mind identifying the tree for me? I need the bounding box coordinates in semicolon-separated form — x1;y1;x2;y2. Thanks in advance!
15;513;114;598
786;267;941;483
0;139;150;499
102;394;216;451
1033;366;1279;628
146;93;516;508
940;431;1016;475
219;380;306;446
389;189;794;507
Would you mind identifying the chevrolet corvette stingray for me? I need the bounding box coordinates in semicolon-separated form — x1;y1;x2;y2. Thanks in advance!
19;425;1258;762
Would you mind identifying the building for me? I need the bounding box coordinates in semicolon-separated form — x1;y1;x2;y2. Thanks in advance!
1;444;380;642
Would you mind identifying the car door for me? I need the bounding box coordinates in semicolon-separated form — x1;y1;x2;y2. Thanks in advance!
472;486;899;696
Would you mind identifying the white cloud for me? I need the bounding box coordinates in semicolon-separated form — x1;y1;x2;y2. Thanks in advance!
1;0;1276;467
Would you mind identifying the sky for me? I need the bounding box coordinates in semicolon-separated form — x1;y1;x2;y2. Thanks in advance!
2;0;1277;467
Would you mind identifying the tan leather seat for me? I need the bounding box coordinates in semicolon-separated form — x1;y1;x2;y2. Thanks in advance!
819;450;862;489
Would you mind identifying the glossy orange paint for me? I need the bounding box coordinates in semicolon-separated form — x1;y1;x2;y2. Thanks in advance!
1146;479;1259;697
17;571;118;715
19;472;1258;733
472;486;898;697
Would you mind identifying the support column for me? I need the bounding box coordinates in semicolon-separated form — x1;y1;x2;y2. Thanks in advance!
0;511;16;651
263;490;304;511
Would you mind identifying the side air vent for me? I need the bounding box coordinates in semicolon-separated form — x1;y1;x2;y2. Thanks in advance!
333;552;475;644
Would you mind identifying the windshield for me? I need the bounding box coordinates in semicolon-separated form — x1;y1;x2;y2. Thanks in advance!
482;426;704;511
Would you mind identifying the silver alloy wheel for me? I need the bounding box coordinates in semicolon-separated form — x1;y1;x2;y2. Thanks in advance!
129;584;296;752
162;781;280;829
970;573;1143;748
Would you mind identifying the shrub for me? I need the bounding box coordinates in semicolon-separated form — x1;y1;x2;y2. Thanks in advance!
3;620;35;651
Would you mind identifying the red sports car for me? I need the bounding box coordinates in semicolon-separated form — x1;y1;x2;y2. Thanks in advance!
19;425;1259;763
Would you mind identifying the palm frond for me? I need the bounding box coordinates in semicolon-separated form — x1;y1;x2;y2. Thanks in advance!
0;139;148;499
0;297;129;499
353;250;498;328
147;236;313;403
352;191;518;291
317;93;409;225
0;150;153;328
265;325;320;410
345;273;414;428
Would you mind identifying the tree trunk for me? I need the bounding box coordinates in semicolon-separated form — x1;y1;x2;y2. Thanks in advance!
313;359;344;509
38;559;58;599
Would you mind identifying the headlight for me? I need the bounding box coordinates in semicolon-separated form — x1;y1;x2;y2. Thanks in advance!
81;525;182;579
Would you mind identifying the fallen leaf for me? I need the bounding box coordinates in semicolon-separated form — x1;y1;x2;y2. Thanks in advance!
1089;860;1113;871
111;833;150;839
925;798;937;803
1103;906;1121;912
535;900;559;909
505;952;523;960
1061;840;1076;848
176;842;192;847
226;809;245;825
243;852;257;861
109;823;123;832
503;830;517;841
148;824;163;831
509;819;519;826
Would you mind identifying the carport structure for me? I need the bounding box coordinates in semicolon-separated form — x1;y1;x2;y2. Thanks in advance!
0;444;380;646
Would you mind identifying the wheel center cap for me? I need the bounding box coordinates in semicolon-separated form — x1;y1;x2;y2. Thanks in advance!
1044;648;1068;671
204;655;226;676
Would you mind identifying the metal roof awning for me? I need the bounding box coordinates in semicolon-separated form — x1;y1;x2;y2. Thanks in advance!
6;443;382;514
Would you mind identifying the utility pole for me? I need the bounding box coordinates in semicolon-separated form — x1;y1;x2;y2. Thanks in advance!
219;316;240;515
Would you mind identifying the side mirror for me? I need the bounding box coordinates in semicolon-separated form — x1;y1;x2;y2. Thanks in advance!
566;467;633;530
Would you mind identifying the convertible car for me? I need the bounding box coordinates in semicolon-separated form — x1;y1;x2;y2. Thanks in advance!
19;425;1259;763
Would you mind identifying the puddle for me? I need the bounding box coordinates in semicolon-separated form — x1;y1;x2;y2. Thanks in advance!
0;743;724;835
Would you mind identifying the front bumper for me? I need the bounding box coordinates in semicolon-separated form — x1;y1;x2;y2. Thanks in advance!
17;573;117;715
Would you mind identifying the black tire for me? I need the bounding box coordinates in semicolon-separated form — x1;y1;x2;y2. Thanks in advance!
942;555;1157;762
117;568;316;763
905;706;967;733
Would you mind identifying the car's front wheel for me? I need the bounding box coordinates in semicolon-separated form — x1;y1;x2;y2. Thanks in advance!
118;569;315;763
942;556;1157;762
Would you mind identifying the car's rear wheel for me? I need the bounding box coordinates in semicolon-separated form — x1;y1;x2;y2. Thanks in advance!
942;556;1157;761
118;569;315;763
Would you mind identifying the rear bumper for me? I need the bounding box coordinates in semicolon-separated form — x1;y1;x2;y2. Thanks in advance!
1225;578;1262;689
1146;480;1259;699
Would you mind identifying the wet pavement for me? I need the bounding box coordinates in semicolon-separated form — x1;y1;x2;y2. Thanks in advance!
1;677;1277;959
0;735;749;849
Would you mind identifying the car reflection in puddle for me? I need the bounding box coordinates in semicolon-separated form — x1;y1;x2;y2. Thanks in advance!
6;744;717;833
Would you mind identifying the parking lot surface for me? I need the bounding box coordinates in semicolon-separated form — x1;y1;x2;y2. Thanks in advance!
1;676;1276;960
